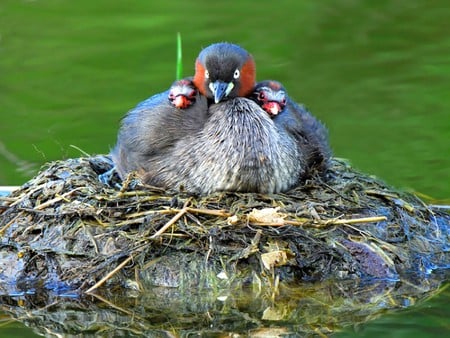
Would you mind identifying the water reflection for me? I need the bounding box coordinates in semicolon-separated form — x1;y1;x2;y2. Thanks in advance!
0;276;447;337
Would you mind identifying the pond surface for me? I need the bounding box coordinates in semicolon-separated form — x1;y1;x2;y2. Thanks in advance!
0;0;448;336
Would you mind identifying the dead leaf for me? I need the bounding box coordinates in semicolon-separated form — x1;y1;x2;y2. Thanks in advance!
248;207;286;225
261;250;289;270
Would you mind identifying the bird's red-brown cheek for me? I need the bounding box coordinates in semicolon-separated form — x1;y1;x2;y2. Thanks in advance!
238;58;256;97
193;60;208;96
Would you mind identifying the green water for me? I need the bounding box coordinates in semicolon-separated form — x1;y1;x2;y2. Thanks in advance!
0;0;448;336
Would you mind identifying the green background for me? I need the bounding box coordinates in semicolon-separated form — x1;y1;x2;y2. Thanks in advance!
1;0;449;200
0;0;448;336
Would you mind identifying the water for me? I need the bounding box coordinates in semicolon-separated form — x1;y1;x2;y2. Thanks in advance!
0;0;448;336
336;282;450;337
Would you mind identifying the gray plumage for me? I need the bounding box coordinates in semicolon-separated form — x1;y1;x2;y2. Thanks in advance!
141;98;304;194
111;88;209;178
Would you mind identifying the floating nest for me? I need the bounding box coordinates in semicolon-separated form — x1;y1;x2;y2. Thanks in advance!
0;155;449;295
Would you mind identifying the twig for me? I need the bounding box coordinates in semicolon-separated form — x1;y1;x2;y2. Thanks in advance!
127;207;230;220
0;186;20;193
324;215;387;225
253;215;387;228
85;255;133;294
125;209;175;219
150;198;193;239
429;205;450;210
365;189;399;198
147;201;232;239
69;144;90;157
34;187;84;210
8;185;44;207
185;207;231;217
0;219;15;236
150;208;187;239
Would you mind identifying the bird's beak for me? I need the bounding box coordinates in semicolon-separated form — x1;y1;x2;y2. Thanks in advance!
209;81;234;103
262;102;283;116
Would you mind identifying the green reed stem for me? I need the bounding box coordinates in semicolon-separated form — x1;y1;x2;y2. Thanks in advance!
176;33;183;80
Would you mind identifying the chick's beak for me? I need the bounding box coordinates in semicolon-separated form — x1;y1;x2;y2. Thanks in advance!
262;102;283;116
209;81;234;103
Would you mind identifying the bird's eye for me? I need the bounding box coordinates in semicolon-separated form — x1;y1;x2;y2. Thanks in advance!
233;69;240;79
205;70;209;79
258;92;265;101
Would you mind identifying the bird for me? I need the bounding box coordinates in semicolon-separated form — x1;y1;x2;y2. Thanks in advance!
141;97;304;194
110;79;208;179
251;80;332;176
110;42;322;194
191;42;256;103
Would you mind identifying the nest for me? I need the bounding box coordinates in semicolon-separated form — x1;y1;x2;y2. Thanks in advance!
0;155;448;294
